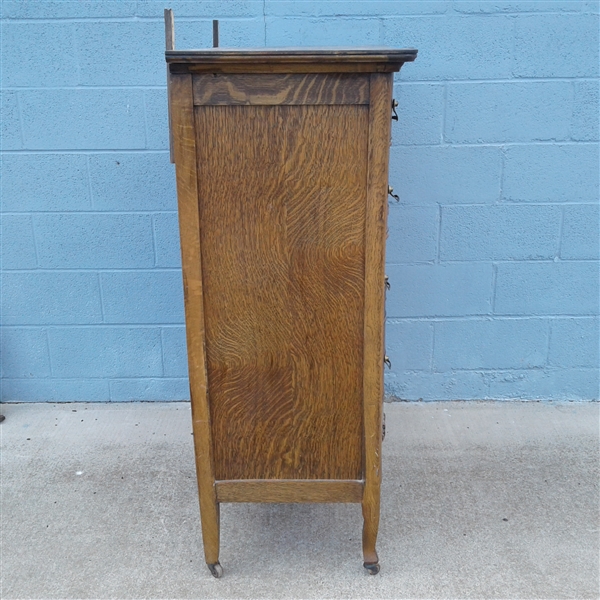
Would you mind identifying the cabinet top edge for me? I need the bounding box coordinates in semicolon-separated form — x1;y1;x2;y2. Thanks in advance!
166;47;417;70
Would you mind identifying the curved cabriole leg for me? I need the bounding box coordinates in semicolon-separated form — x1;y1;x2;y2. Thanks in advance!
362;499;380;575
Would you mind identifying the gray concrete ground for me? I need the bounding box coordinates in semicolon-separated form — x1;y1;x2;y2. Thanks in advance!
0;401;598;600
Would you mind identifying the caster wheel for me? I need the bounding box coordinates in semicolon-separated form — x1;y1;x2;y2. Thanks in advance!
208;562;223;578
364;562;380;575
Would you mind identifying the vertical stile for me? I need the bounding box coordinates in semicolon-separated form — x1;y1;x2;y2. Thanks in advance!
361;72;394;568
169;73;220;565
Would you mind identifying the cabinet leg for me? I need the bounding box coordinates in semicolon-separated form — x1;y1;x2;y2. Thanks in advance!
201;500;222;577
362;499;380;574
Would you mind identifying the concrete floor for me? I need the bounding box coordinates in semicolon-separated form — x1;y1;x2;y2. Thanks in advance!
0;401;598;599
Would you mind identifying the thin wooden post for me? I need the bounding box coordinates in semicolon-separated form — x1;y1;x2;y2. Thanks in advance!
165;9;175;163
213;20;219;48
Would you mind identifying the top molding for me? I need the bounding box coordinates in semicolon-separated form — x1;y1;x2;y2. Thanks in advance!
166;48;418;74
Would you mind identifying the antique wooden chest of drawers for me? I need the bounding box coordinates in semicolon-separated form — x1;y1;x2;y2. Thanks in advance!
166;39;416;578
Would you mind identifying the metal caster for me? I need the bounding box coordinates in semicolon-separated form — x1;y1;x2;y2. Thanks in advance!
208;562;223;578
364;562;380;575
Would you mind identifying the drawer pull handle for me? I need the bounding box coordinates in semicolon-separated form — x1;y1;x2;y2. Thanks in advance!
384;356;392;369
388;185;399;202
391;99;399;121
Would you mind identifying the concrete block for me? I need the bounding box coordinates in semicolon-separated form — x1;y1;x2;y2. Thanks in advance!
433;318;548;371
153;213;182;268
100;272;184;324
265;17;380;46
1;328;51;378
452;1;584;12
385;321;433;371
572;81;600;141
169;20;214;50
385;370;489;400
582;1;600;12
1;215;37;269
382;15;513;81
144;89;170;151
386;263;493;317
109;378;189;401
389;146;502;205
0;272;102;325
1;154;90;211
514;14;599;78
161;327;189;377
487;368;599;401
20;90;146;150
549;318;599;368
217;18;266;47
495;262;599;316
386;205;438;264
1;92;22;150
561;204;600;260
48;327;163;378
34;214;154;269
440;205;561;261
2;1;135;18
266;1;448;16
0;378;109;402
503;144;599;203
175;18;265;49
89;153;176;211
445;82;572;143
1;23;78;87
135;1;263;17
75;22;164;87
392;83;443;145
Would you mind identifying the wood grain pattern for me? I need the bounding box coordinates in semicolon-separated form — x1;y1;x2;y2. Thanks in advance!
215;480;363;503
195;103;369;482
361;72;394;567
169;73;220;565
193;74;369;106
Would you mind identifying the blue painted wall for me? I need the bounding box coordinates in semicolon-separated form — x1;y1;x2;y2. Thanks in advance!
1;1;598;401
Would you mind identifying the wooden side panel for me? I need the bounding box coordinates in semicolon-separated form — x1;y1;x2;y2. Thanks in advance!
169;74;220;562
193;73;369;106
215;480;363;503
195;102;369;482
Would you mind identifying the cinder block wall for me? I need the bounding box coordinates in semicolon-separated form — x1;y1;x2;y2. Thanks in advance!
1;1;598;401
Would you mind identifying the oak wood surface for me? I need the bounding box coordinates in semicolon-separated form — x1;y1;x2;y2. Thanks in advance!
169;73;220;565
215;480;363;503
195;100;369;482
172;62;407;75
167;47;417;65
361;72;394;567
193;73;369;106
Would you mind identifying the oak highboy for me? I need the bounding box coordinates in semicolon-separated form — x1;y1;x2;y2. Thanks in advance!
166;26;416;577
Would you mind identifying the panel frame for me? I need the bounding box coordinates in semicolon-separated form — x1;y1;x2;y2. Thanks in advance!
361;72;394;567
192;73;370;106
169;73;220;564
216;480;363;503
